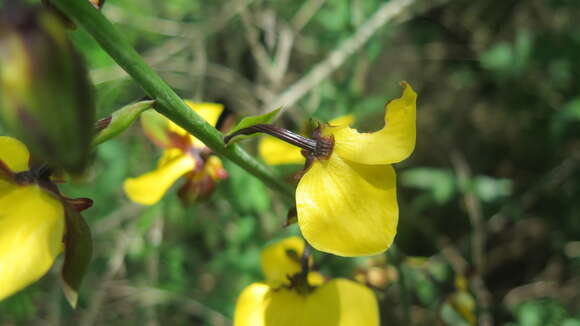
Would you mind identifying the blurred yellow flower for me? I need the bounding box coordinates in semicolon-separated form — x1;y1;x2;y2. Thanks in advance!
0;136;91;302
234;237;379;326
124;101;228;205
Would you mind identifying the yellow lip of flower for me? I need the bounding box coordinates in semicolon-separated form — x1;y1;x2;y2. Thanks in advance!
234;237;379;326
124;102;226;205
0;136;65;301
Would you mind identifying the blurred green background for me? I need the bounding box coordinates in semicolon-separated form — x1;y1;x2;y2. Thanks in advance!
1;0;580;325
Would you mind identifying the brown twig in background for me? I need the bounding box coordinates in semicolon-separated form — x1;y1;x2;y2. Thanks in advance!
80;223;140;326
112;285;231;326
291;0;327;32
265;0;415;112
451;150;493;326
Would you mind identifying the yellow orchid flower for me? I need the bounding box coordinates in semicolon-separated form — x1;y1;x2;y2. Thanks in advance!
0;136;92;305
227;83;417;257
234;237;379;326
124;101;228;205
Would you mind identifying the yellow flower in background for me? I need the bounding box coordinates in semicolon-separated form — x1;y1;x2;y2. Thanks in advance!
234;237;379;326
0;136;93;304
124;101;228;205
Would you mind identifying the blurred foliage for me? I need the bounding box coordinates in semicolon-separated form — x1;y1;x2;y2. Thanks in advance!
1;0;580;325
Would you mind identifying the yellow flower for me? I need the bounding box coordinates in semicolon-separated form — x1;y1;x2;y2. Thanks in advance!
124;102;228;205
234;237;379;326
298;83;415;256
249;83;416;256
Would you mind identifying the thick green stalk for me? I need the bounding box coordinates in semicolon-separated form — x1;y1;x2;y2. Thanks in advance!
49;0;294;199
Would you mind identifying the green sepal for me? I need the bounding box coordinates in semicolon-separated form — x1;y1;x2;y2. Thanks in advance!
224;107;281;144
92;100;155;146
61;203;93;309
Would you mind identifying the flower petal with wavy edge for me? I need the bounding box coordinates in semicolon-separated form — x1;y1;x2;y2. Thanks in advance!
0;136;30;173
325;82;416;165
296;155;398;257
0;185;65;301
124;151;196;205
234;279;378;326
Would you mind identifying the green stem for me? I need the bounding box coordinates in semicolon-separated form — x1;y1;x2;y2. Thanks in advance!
387;245;411;325
49;0;293;199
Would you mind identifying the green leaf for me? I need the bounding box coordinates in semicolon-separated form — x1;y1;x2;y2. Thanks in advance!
480;43;513;73
93;100;155;146
473;175;512;202
61;204;93;309
224;161;271;213
401;167;457;204
550;98;580;138
224;107;281;144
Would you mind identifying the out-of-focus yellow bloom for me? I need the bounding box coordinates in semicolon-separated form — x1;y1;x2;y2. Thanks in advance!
446;275;477;325
0;136;65;301
234;237;379;326
123;102;228;205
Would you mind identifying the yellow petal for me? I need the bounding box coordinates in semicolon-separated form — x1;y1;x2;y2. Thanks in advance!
204;156;228;180
0;136;30;173
296;154;398;256
307;271;325;287
233;279;379;326
186;101;224;127
0;185;65;301
189;102;225;147
234;283;273;326
156;148;185;167
304;279;379;326
166;102;224;148
234;282;305;326
261;236;305;287
124;151;195;205
234;283;269;326
0;178;11;194
328;114;355;127
258;136;304;165
325;82;417;165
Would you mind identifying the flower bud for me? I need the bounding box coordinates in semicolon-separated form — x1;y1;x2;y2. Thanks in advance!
0;6;95;173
